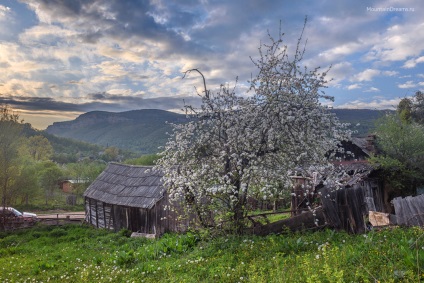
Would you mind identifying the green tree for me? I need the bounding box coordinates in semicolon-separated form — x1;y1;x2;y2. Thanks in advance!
412;91;424;124
0;105;25;207
39;161;63;205
102;146;120;162
397;97;413;123
370;113;424;194
11;158;41;205
27;135;54;161
124;154;159;165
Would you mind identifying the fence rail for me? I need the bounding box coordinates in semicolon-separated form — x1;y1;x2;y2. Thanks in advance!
37;212;85;226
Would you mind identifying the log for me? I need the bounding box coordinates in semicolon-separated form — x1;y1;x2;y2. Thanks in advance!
252;207;326;236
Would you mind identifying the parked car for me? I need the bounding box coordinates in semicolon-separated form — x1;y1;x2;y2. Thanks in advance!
0;207;38;223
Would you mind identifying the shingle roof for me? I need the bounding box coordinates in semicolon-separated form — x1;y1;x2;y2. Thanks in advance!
351;136;376;157
83;163;165;209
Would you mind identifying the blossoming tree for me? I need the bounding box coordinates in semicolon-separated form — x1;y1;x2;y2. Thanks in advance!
156;24;349;233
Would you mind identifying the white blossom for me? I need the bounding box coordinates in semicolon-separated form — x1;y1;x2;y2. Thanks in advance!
155;22;350;232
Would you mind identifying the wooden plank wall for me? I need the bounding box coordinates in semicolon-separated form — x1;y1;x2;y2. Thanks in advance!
84;196;199;236
320;184;367;234
319;179;385;234
393;195;424;226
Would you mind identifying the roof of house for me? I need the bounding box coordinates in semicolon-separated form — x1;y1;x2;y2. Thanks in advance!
60;178;89;184
350;135;376;157
333;161;375;187
83;163;165;209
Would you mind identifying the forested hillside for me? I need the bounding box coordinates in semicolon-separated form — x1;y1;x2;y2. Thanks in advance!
45;108;390;154
22;124;105;163
46;109;189;154
331;108;391;136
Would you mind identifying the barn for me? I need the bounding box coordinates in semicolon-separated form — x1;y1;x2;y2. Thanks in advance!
83;163;188;236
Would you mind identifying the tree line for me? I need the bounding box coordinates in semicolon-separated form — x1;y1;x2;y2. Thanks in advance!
371;91;424;195
0;106;110;208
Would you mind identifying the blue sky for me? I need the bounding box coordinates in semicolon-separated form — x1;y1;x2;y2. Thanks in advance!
0;0;423;129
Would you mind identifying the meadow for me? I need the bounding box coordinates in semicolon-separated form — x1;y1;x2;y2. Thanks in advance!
1;224;423;282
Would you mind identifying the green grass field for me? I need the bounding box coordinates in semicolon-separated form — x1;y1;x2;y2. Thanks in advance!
1;224;424;282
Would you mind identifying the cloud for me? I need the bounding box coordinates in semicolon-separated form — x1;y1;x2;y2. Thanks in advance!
382;71;398;76
365;21;424;63
337;98;400;110
0;93;201;114
352;69;380;82
347;84;361;90
1;0;422;129
364;87;380;92
0;5;11;18
398;80;417;89
326;62;354;86
317;42;364;63
403;56;424;68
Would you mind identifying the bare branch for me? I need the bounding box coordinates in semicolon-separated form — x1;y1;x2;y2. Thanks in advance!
182;68;210;99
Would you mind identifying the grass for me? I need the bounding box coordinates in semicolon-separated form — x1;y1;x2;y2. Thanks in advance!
1;224;424;282
246;210;291;226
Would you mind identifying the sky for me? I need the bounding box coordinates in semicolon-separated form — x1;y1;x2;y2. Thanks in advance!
0;0;423;129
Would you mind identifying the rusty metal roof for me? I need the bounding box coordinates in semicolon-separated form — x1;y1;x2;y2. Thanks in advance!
83;163;165;209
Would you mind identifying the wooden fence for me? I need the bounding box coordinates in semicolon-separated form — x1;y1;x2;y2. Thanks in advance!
1;213;87;231
393;195;424;226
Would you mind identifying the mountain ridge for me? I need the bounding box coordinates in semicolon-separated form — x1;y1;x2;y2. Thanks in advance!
45;108;391;154
46;109;189;154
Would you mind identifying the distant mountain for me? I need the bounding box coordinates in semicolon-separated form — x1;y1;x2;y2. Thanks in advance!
330;108;392;136
45;108;391;154
45;109;189;154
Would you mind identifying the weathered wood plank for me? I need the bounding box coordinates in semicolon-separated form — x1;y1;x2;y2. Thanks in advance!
393;197;405;225
393;195;424;227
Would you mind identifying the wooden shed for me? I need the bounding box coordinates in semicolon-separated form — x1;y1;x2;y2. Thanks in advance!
83;163;188;235
319;161;384;234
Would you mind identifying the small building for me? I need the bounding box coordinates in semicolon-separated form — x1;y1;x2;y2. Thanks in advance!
289;135;391;233
60;179;89;194
83;163;190;236
319;161;384;233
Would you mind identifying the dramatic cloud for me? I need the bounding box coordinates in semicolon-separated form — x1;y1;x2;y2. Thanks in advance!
0;0;423;128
